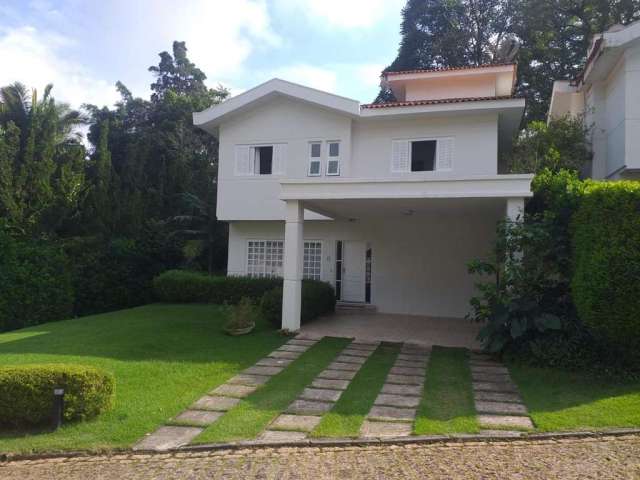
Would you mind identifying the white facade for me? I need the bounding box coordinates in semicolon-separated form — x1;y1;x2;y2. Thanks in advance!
548;21;640;180
195;65;532;331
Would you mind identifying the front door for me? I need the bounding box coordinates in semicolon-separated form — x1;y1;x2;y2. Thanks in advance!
341;240;366;302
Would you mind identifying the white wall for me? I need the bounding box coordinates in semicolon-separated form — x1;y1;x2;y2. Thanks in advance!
405;76;496;101
227;211;501;319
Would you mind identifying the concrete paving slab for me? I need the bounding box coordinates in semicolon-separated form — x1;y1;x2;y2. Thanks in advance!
311;378;350;390
286;399;334;415
300;388;342;402
394;359;427;368
227;374;271;386
380;383;423;396
341;349;371;358
270;350;301;360
334;355;367;365
473;381;519;393
328;361;361;372
288;339;316;346
390;366;425;376
259;430;308;441
256;357;293;367
347;343;378;352
191;395;240;411
472;372;512;383
473;390;522;403
386;374;424;385
209;384;257;398
270;414;321;432
375;393;420;408
360;420;412;438
279;344;308;352
397;354;428;363
368;405;416;422
470;365;510;375
173;410;223;426
318;369;357;381
243;365;284;376
133;426;203;451
478;414;534;430
475;400;528;415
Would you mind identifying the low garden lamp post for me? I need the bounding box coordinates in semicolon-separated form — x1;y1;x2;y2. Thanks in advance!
52;388;65;430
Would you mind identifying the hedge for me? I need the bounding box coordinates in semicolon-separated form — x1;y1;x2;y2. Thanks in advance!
571;181;640;356
153;270;281;304
260;281;336;328
0;228;74;332
0;364;115;427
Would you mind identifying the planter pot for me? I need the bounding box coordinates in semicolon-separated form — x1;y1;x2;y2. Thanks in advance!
224;323;255;336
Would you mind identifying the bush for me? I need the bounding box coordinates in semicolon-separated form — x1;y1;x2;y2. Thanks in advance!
153;270;281;304
0;226;74;332
571;181;640;358
224;297;258;332
260;280;336;328
0;364;115;427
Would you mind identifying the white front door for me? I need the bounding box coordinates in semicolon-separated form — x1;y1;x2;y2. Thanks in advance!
341;240;366;302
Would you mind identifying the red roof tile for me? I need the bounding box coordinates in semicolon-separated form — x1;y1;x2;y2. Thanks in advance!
383;63;515;77
361;95;520;109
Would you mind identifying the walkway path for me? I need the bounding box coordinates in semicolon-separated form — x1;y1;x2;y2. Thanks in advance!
4;435;639;479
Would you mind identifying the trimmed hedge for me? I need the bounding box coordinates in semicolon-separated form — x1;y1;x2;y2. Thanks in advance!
571;181;640;356
260;281;336;328
0;364;115;427
153;270;281;304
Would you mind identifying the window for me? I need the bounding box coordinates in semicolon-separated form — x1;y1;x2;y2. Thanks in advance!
327;142;340;175
303;241;322;280
247;240;283;277
254;146;273;175
410;140;436;172
335;241;343;300
308;142;321;176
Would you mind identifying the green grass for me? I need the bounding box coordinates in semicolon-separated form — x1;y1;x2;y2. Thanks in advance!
311;343;399;438
413;346;479;434
0;304;287;453
193;337;350;443
510;364;640;432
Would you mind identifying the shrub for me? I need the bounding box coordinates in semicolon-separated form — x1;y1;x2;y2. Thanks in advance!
0;226;74;332
260;280;336;328
0;364;115;427
224;297;258;332
571;181;640;358
153;270;281;304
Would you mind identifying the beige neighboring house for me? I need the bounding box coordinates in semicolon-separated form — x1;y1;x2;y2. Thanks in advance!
549;21;640;180
193;63;533;331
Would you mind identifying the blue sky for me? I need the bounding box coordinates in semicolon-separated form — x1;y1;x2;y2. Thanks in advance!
0;0;406;109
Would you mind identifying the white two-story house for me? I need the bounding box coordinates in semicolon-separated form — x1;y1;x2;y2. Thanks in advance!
548;21;640;179
194;63;533;331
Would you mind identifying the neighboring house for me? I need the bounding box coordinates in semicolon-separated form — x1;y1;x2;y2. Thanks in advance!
194;63;533;331
548;21;640;180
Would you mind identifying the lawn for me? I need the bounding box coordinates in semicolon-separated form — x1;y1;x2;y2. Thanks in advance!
413;346;478;435
311;343;399;438
193;336;350;443
509;364;640;432
0;304;287;453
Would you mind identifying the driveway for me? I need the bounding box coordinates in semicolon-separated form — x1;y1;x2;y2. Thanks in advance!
3;435;639;479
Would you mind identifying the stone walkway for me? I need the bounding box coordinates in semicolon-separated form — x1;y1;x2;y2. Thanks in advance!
469;352;534;432
133;336;319;451
4;435;640;479
261;340;378;441
361;343;430;438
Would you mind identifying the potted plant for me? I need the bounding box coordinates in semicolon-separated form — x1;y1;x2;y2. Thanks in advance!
224;297;256;335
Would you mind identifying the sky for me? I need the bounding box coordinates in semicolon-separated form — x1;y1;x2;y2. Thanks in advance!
0;0;406;110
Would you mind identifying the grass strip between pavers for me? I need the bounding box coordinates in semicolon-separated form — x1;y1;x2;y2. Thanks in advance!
193;336;351;443
310;343;400;438
413;346;479;435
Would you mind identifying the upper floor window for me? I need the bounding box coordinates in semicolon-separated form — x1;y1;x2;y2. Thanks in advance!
235;144;286;176
308;142;321;176
391;137;454;173
327;142;340;175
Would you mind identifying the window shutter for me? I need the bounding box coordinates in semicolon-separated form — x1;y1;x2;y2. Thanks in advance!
234;145;253;175
436;137;454;171
391;140;410;172
273;144;287;175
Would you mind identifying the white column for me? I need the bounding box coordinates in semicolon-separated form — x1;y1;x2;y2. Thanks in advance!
506;197;525;222
282;200;304;331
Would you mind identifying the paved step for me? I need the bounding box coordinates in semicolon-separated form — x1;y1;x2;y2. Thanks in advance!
134;426;203;451
361;420;412;438
478;414;534;430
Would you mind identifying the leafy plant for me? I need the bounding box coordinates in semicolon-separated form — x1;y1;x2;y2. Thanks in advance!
224;297;257;332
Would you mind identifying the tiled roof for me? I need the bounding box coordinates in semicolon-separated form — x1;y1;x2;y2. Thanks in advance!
361;95;520;109
383;63;515;77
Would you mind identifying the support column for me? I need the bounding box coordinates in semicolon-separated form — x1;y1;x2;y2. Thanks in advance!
282;200;304;332
506;197;525;222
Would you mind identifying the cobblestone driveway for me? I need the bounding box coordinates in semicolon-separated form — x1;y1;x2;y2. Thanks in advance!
3;435;639;479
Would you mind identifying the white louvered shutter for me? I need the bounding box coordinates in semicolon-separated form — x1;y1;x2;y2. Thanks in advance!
436;137;454;171
391;139;410;173
234;145;253;176
273;144;287;175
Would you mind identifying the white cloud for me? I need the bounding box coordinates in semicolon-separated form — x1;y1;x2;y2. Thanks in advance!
278;0;405;29
0;26;119;108
353;63;385;87
269;64;338;92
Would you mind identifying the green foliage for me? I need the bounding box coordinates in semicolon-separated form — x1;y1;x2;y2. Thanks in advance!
571;181;640;359
224;297;258;332
153;270;281;304
506;117;592;174
0;364;114;427
260;281;336;328
0;225;74;332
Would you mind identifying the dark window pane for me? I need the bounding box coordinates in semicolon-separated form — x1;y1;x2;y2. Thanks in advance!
309;161;320;175
411;140;436;171
329;142;339;157
259;146;273;174
311;143;321;157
